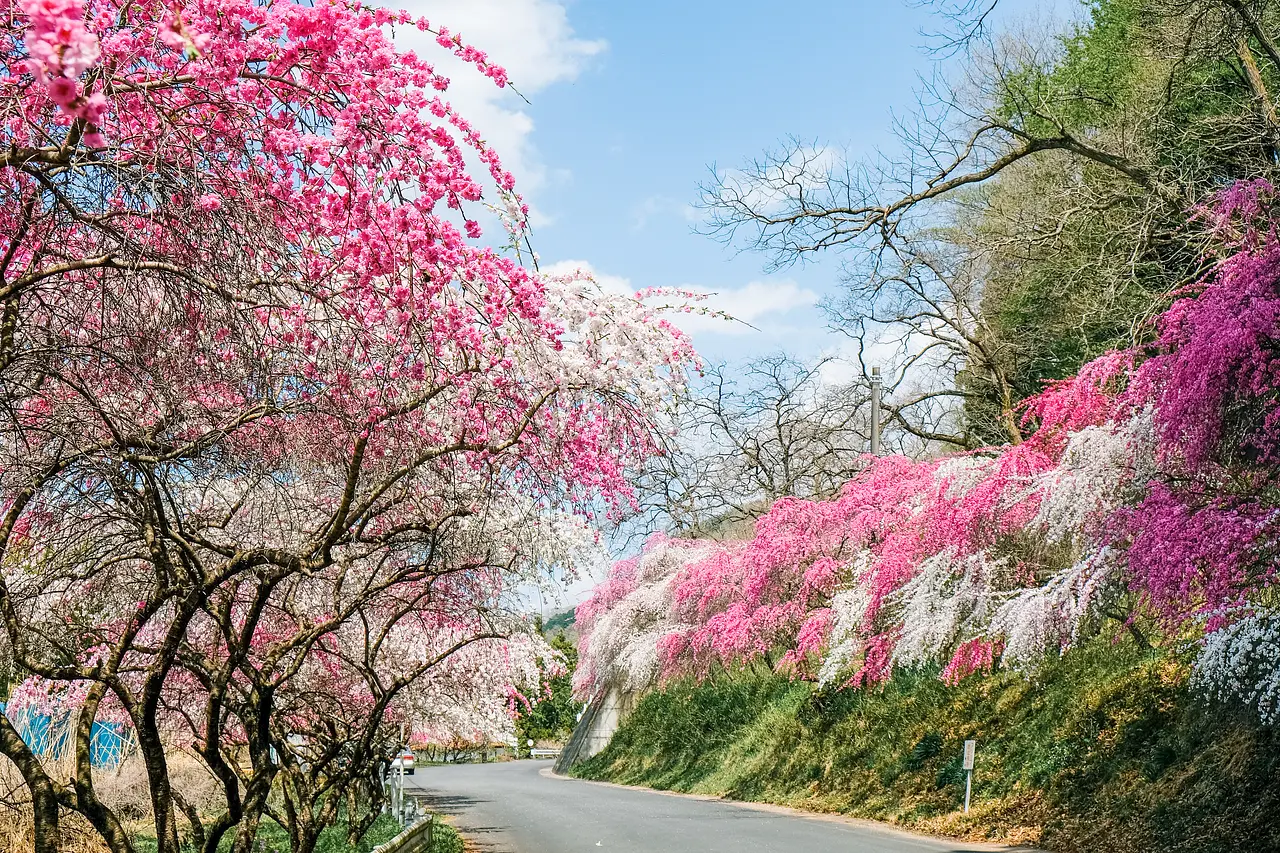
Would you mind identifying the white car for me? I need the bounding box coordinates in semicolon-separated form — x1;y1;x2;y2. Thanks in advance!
387;748;415;775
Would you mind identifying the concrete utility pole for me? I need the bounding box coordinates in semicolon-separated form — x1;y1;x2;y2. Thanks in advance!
395;722;407;825
869;366;882;456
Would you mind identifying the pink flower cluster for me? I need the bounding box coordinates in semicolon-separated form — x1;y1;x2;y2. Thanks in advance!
19;0;106;136
1129;210;1280;471
940;638;1000;686
157;10;210;56
1114;484;1272;628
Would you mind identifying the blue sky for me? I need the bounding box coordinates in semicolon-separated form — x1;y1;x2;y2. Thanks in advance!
397;0;1062;369
391;0;1063;606
530;0;935;366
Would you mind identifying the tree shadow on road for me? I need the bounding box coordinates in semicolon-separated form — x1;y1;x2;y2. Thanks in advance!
406;791;511;853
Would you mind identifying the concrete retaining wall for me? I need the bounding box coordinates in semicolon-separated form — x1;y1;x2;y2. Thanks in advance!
554;685;635;773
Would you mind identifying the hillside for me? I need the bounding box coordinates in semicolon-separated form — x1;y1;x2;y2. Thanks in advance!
568;8;1280;853
574;637;1280;853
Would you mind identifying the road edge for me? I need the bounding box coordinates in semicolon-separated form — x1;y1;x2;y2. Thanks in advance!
537;765;1045;853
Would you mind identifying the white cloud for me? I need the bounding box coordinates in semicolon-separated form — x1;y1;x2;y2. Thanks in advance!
814;354;862;388
630;195;699;232
717;143;840;217
541;260;819;338
677;280;818;336
389;0;606;221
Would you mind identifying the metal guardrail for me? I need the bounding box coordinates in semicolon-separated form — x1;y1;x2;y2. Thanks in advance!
529;748;561;759
372;814;434;853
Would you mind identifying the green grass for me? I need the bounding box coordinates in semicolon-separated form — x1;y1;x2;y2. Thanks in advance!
132;810;426;853
574;637;1280;853
427;820;463;853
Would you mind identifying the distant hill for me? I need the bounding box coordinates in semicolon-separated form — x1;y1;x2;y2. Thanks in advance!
543;608;576;639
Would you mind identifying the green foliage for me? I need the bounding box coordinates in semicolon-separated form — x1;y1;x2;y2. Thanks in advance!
133;812;402;853
574;638;1280;852
427;820;464;853
998;0;1143;134
904;732;943;771
955;0;1280;443
516;632;583;748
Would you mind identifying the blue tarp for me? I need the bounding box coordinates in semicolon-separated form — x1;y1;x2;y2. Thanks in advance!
1;701;134;768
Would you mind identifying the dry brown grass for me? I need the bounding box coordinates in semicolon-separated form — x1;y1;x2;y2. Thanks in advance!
0;791;110;853
0;749;224;851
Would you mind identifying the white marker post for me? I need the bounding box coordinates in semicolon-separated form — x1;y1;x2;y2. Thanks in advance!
962;739;976;814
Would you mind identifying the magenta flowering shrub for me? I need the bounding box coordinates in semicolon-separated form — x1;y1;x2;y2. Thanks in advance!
577;183;1280;722
1111;484;1275;626
1128;230;1280;472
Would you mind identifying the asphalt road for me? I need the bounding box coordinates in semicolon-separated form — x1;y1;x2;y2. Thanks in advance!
406;760;1029;853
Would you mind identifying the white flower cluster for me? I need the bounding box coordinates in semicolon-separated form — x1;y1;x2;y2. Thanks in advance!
350;613;558;748
989;549;1118;670
451;495;605;588
935;455;995;500
893;549;1009;668
536;271;697;410
817;578;871;686
1191;611;1280;724
582;540;709;694
1034;411;1158;547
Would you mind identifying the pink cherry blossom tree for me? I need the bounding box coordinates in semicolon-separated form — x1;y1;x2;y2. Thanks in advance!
0;2;698;852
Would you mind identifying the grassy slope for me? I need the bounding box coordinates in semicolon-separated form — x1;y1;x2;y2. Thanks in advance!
573;638;1280;853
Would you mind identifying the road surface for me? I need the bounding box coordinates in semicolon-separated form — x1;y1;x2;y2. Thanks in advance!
406;760;1030;853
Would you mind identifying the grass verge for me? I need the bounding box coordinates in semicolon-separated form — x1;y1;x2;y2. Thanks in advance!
573;637;1280;853
130;810;466;853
